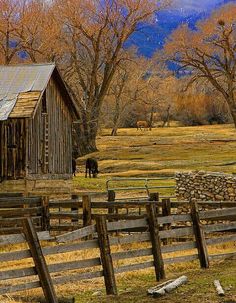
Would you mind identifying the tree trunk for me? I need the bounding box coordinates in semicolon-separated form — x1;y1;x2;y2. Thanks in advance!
72;109;99;157
149;107;154;131
111;127;118;136
111;101;120;136
225;96;236;128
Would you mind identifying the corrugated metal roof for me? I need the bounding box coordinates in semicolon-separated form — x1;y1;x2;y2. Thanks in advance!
0;63;55;120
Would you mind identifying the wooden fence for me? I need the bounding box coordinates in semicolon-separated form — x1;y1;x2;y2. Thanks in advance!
0;191;236;235
0;201;236;301
0;195;48;234
48;190;236;233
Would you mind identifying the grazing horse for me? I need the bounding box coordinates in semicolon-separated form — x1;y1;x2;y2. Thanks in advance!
136;120;149;131
85;158;99;178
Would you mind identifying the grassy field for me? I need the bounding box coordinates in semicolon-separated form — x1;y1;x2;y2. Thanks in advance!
73;124;236;192
2;124;236;303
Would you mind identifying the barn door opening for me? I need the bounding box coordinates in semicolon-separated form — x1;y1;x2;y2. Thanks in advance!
41;94;49;174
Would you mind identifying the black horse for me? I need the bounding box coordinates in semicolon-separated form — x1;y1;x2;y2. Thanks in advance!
85;158;99;178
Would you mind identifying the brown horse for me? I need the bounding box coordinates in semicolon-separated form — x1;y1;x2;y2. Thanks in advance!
136;120;149;131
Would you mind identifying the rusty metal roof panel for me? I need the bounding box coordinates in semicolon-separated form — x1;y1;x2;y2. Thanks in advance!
0;63;55;121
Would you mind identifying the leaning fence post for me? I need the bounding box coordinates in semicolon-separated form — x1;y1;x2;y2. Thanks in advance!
146;203;165;281
190;201;209;269
22;218;58;303
95;215;117;295
162;198;171;245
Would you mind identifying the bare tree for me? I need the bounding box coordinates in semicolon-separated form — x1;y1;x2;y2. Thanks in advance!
0;0;22;64
164;3;236;127
52;0;169;155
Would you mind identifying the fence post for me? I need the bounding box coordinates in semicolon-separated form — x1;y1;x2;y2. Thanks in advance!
71;194;79;224
95;215;117;295
162;198;171;245
82;195;92;227
146;203;165;281
190;201;209;269
42;196;50;231
22;218;58;303
108;190;116;220
149;192;159;215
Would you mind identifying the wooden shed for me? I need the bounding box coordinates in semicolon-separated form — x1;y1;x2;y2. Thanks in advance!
0;63;79;185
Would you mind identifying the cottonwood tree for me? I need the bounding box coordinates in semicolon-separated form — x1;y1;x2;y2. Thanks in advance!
0;0;22;64
164;3;236;127
18;0;60;62
52;0;169;156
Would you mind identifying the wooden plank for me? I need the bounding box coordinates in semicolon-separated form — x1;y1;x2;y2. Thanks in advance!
158;214;191;225
49;200;82;208
43;240;99;256
0;216;41;226
109;233;151;246
191;202;209;268
53;270;103;285
0;206;43;217
56;225;96;243
159;226;194;239
206;234;236;246
204;222;236;233
146;203;165;281
90;201;159;209
0;266;36;280
209;252;236;260
0;249;32;262
49;212;83;219
22;218;58;303
0;193;23;197
199;207;236;220
0;231;51;246
161;241;197;254
0;196;41;205
0;280;41;295
96;216;117;295
49;225;81;232
48;258;101;273
164;254;199;264
112;248;152;260
107;218;147;232
101;214;147;220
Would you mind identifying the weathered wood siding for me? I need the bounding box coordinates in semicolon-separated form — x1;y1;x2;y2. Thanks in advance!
28;76;73;177
0;119;27;180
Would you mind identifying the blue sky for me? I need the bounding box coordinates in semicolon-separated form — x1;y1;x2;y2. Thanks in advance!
130;0;234;57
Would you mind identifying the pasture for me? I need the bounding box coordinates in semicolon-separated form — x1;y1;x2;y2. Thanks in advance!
74;124;236;191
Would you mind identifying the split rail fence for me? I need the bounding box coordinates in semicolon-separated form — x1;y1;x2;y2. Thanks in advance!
0;201;236;301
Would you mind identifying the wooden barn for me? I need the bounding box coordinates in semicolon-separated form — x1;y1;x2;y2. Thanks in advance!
0;63;79;189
